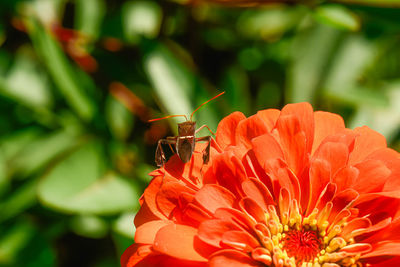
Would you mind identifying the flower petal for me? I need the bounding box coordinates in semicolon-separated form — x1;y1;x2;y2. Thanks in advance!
209;249;264;267
275;114;307;176
251;133;284;167
153;223;207;262
353;160;391;193
216;111;246;149
157;181;196;217
255;109;280;131
198;219;238;248
349;126;387;165
121;244;152;267
195;184;236;214
221;230;260;252
312;111;345;154
235;114;270;150
241;178;274;210
362;241;400;258
135;220;172;244
281;102;315;153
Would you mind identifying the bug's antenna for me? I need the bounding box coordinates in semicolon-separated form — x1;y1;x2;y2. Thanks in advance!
148;114;188;122
190;91;225;121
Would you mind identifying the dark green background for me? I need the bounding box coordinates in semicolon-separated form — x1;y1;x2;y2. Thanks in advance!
1;0;400;266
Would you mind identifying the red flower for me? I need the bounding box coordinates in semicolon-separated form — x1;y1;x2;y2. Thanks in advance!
122;103;400;267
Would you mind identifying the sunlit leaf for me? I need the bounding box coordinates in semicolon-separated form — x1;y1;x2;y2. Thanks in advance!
75;0;105;40
106;95;134;141
7;130;82;179
38;142;140;215
0;52;52;109
70;215;109;239
220;66;250;115
0;221;35;264
122;1;162;43
349;81;400;142
28;20;96;121
0;179;37;222
314;5;360;31
334;0;400;7
288;24;341;103
144;44;193;126
237;7;306;40
112;211;136;239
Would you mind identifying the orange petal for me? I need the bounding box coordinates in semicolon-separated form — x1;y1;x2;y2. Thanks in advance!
198;219;237;248
212;151;248;197
255;109;280;132
135;220;172;244
313;141;349;176
153;223;207;262
281;102;315;153
142;175;169;221
333;166;359;193
362;241;400;258
353;160;391;193
312;111;345;154
209;249;264;267
328;189;359;222
195;184;236;214
235;114;270;150
241;178;274;210
349;126;387;165
134;200;165;228
306;160;331;215
275;114;308;177
221;230;260;252
216;111;246;149
251;133;284;167
120;244;152;267
214;208;254;234
239;197;266;224
156;181;196;217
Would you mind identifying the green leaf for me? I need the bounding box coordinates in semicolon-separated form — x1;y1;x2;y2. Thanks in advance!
323;35;378;92
28;20;96;121
6;130;82;179
106;95;134;140
75;0;105;40
220;66;250;115
0;221;35;264
288;24;342;103
0;51;53;109
0;179;37;222
38;142;140;215
122;1;162;43
144;44;194;125
112;211;136;239
333;0;400;7
315;5;360;32
349;81;400;142
237;7;306;40
70;214;109;239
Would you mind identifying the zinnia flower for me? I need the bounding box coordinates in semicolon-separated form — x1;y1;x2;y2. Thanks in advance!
122;103;400;267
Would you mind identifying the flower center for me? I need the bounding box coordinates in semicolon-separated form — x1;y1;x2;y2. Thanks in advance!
251;198;366;266
282;229;322;263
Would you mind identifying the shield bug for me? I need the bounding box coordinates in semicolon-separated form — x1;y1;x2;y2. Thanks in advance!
149;92;225;167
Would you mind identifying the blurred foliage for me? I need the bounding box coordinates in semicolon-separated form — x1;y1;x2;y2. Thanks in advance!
0;0;400;266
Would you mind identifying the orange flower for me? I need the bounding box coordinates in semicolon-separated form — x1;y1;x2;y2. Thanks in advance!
122;103;400;267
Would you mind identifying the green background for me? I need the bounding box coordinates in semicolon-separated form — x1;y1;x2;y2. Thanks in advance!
1;0;400;266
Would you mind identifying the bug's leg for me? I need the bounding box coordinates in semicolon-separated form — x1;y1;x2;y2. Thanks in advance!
156;138;177;167
195;136;211;164
195;125;215;136
166;136;177;154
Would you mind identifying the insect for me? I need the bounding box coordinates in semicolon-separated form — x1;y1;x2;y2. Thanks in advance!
149;92;225;167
